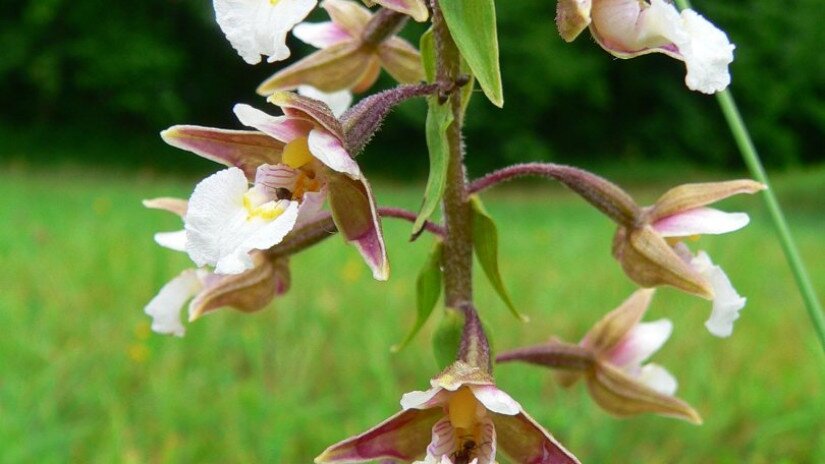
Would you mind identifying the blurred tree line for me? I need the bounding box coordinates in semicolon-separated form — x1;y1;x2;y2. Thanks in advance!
1;0;822;176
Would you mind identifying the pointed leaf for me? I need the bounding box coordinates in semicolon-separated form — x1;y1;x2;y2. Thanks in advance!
440;0;503;107
470;196;528;321
433;309;463;370
420;27;436;82
413;97;453;237
392;241;443;352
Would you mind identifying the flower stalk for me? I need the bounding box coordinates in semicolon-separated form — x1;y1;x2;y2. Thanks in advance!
674;0;825;354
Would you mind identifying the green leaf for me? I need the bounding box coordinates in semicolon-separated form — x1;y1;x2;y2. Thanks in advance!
470;196;529;321
413;96;453;237
440;0;503;107
432;309;464;370
420;28;436;83
391;241;443;352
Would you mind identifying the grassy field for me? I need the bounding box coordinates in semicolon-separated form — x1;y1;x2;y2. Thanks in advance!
0;162;823;463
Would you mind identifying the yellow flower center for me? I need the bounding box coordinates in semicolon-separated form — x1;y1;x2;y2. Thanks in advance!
268;0;280;5
448;386;479;431
282;137;314;169
243;191;287;221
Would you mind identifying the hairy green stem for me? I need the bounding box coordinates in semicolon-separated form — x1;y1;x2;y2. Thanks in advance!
675;0;825;354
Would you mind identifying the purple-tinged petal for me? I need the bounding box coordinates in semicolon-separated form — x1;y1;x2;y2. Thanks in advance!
293;21;352;48
154;230;188;252
491;410;580;464
652;207;750;238
327;174;389;280
469;385;520;416
145;269;202;337
690;251;746;337
649;179;764;222
400;386;449;410
143;197;188;217
581;288;655;355
605;319;672;372
161;126;285;179
233;104;313;143
324;0;373;34
315;408;441;463
378;37;425;84
295;188;330;228
308;128;361;177
371;0;428;22
268;91;345;141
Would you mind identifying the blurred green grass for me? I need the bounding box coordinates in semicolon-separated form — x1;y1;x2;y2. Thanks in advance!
0;163;823;463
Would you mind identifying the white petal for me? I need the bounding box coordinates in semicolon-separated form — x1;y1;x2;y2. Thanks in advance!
184;168;300;275
469;385;521;416
609;319;673;372
294;188;328;228
233;104;311;143
293;21;352;48
400;386;446;410
145;269;202;336
154;230;187;252
638;363;678;396
653;207;750;238
213;0;318;64
298;85;353;118
307;128;361;177
691;251;747;337
679;7;735;93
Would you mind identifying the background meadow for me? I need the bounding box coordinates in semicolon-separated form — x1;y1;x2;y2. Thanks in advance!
0;162;822;463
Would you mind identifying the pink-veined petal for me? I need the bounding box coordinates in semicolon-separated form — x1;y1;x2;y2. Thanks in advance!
469;385;520;416
638;363;678;396
233;104;313;143
154;230;188;252
690;251;746;337
145;269;202;336
308;127;360;177
293;21;352;48
315;408;441;463
653;207;750;238
477;415;497;464
424;417;456;461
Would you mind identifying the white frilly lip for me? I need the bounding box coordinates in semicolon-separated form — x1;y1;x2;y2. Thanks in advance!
184;167;300;275
420;416;496;464
144;269;202;336
590;0;734;93
690;251;747;337
213;0;318;64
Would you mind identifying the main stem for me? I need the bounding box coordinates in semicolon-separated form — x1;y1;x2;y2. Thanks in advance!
431;0;491;371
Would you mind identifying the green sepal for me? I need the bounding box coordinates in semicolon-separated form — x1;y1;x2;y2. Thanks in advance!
392;241;443;352
432;309;464;370
440;0;503;107
470;195;528;322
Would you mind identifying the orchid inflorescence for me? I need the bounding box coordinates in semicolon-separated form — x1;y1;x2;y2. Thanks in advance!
143;0;762;461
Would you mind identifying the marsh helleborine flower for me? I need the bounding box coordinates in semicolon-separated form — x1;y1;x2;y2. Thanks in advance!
258;0;425;96
143;198;291;336
498;290;701;424
162;91;389;280
556;0;735;93
612;180;765;337
316;362;580;463
214;0;318;64
363;0;428;22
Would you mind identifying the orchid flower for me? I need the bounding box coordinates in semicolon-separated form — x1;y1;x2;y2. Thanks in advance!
556;0;735;93
161;91;388;280
498;290;701;424
213;0;318;64
258;0;424;96
298;85;353;117
316;361;580;464
611;180;765;337
143;198;290;336
363;0;428;22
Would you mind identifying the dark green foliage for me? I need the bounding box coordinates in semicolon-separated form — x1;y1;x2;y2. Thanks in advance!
0;0;822;173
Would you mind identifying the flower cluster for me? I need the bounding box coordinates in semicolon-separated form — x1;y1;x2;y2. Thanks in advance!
140;0;762;461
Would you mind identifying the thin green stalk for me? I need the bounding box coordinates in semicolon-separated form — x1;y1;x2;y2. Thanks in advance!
676;0;825;354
